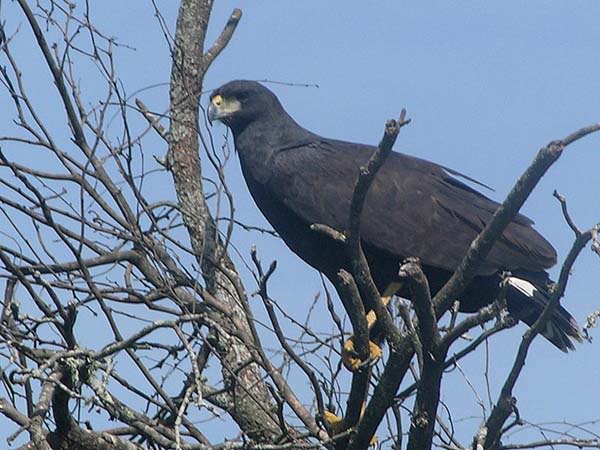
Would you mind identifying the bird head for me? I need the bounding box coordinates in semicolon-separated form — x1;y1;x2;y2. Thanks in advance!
207;80;283;134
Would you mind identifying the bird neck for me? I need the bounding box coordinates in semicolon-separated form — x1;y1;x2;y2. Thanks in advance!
233;113;314;155
232;114;317;185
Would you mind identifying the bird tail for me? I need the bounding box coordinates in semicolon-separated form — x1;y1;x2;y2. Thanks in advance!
506;276;583;352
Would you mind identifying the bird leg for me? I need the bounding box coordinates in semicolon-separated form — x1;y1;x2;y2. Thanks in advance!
322;407;379;446
342;337;384;372
342;292;394;372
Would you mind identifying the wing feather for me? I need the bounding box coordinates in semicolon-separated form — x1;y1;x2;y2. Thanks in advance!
267;138;556;275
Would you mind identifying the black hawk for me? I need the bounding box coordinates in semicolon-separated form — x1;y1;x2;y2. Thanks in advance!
207;80;582;368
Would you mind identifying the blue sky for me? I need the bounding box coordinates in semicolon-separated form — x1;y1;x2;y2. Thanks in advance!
1;1;599;447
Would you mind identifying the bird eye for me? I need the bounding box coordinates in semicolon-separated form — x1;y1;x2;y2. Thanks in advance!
237;92;249;102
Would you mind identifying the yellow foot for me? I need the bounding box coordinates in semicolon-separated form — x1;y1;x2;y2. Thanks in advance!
342;337;383;371
323;410;344;434
322;410;378;446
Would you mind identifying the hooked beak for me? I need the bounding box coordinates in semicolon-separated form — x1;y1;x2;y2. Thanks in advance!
207;102;219;125
207;94;240;125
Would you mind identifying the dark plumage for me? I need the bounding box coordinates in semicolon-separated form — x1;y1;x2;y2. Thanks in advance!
208;80;582;351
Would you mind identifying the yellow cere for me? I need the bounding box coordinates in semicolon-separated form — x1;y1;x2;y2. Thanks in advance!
212;94;223;106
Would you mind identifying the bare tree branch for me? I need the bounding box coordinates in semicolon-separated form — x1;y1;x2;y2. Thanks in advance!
483;225;598;450
0;4;597;450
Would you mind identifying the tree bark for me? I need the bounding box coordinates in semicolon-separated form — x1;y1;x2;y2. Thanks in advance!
167;0;280;441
